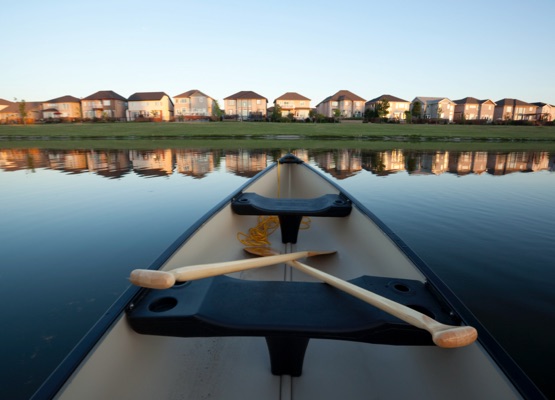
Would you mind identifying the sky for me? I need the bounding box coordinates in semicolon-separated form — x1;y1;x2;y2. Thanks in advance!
2;0;554;106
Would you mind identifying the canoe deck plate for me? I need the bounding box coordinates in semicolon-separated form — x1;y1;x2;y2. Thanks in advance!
127;275;459;376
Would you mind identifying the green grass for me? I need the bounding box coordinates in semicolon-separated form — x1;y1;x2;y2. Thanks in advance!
1;122;555;152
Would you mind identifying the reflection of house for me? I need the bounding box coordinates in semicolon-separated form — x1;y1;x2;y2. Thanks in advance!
411;97;456;121
42;95;82;119
81;90;127;120
173;90;216;119
225;151;267;177
175;150;215;178
274;92;311;120
0;101;43;123
312;150;361;179
365;95;410;121
127;92;174;121
86;150;131;179
224;91;268;120
129;149;174;176
316;90;365;118
493;99;537;121
453;97;496;121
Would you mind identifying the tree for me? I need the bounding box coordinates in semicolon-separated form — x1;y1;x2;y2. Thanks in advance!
15;98;27;124
270;104;282;122
375;99;390;120
412;101;422;119
332;108;341;121
212;100;224;119
404;111;412;124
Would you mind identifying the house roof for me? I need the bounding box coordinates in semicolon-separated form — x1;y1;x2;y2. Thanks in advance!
324;90;366;103
453;97;480;105
274;92;311;102
224;91;268;102
83;90;127;101
495;98;534;107
0;98;13;106
45;95;81;103
128;92;170;101
366;94;409;104
174;89;213;99
413;96;455;105
0;101;43;113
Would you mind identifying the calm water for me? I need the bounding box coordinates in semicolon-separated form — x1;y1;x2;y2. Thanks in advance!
1;147;554;399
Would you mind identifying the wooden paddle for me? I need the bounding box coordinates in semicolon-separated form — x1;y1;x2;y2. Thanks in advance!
244;247;478;349
129;250;336;289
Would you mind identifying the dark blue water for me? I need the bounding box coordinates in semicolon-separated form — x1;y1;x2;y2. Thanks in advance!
1;147;554;399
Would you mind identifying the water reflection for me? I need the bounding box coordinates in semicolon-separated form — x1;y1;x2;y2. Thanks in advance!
0;148;553;179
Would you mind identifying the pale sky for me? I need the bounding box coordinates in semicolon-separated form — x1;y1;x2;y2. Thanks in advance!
3;0;554;106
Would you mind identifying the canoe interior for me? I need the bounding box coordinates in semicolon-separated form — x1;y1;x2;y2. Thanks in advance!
49;158;533;400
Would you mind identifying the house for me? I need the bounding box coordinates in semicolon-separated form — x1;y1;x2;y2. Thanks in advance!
316;90;365;118
364;94;410;121
411;97;456;121
493;98;537;121
532;102;555;122
453;97;496;121
273;92;311;120
0;98;12;112
127;92;174;121
224;91;268;120
42;95;82;120
81;90;127;120
173;90;216;119
0;101;43;123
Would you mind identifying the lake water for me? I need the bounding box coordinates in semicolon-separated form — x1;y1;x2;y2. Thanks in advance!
1;146;554;399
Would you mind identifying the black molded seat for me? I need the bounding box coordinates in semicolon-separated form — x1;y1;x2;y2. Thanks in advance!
128;275;459;376
231;193;352;243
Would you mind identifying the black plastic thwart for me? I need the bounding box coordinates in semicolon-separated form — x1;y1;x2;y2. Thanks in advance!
127;275;459;376
231;193;352;243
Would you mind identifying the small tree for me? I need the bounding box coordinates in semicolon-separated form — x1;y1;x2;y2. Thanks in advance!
15;98;27;124
332;108;341;121
412;101;422;119
212;100;224;120
404;111;412;124
270;104;282;122
376;99;390;119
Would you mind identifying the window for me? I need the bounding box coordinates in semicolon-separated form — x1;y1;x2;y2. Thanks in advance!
300;101;305;106
332;101;338;106
228;100;235;105
256;99;261;104
103;100;111;106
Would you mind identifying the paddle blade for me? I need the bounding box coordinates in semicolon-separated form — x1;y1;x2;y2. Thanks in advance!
432;326;478;348
129;269;176;289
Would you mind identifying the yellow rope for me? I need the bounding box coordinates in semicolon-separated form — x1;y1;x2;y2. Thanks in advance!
237;159;310;246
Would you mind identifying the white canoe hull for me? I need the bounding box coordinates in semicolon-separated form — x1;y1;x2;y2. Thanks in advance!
34;155;542;400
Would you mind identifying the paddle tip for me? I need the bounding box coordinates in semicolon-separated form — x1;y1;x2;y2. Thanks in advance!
129;269;175;289
433;326;478;348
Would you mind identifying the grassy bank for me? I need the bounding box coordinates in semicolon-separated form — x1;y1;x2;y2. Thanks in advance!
1;123;555;152
1;121;555;142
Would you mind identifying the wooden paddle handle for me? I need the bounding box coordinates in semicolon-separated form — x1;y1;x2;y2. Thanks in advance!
129;251;333;289
287;260;477;348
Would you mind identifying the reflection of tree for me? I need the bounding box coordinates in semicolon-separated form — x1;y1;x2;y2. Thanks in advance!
406;156;417;173
370;153;386;173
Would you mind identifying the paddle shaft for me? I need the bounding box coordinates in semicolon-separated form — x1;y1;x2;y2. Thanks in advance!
286;259;477;348
129;250;334;289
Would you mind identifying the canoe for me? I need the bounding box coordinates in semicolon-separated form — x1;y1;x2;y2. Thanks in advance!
32;153;544;400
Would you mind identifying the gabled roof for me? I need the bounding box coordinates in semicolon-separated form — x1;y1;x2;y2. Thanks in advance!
0;101;43;113
453;97;480;105
274;92;311;102
174;89;213;99
224;91;268;102
325;90;365;103
366;94;409;104
531;102;551;108
128;92;171;101
413;96;455;105
0;98;13;106
495;98;535;107
82;90;127;101
45;95;81;103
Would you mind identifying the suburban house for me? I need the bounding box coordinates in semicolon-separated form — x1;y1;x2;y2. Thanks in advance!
493;98;537;121
0;101;43;123
364;94;410;121
42;95;82;120
173;90;216;119
453;97;496;121
224;91;268;120
532;102;554;121
411;97;456;121
81;90;127;120
316;90;366;118
127;92;174;122
273;92;311;120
